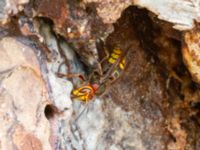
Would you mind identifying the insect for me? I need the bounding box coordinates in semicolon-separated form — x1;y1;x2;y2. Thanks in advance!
71;84;99;102
70;40;130;102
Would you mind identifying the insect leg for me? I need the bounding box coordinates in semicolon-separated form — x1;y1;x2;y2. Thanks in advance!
57;72;85;82
74;102;90;122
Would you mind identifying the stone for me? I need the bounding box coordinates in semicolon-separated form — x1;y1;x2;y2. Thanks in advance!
0;37;51;150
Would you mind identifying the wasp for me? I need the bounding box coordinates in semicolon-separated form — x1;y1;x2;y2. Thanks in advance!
69;40;130;102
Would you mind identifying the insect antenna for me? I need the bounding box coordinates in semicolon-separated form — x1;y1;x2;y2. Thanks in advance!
74;102;90;123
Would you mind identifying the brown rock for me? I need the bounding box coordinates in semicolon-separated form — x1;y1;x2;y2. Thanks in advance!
13;125;42;150
83;0;132;24
33;0;111;66
182;28;200;84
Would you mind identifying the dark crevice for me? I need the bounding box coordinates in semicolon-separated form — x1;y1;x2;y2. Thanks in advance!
103;5;200;149
44;104;59;120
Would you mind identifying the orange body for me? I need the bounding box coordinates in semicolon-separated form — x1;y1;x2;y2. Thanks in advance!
71;47;128;102
72;84;99;102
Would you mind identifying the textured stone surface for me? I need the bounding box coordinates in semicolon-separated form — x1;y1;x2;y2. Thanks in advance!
84;0;200;30
0;0;6;20
0;37;51;150
134;0;200;30
182;28;200;84
83;0;132;24
33;0;111;67
0;1;200;150
0;0;29;22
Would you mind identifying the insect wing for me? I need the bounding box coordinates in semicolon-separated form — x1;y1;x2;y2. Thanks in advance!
96;39;109;62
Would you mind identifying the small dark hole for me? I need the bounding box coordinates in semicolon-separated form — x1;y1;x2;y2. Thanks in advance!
179;94;185;100
44;104;58;120
85;3;97;15
190;102;200;109
168;132;176;142
189;81;198;92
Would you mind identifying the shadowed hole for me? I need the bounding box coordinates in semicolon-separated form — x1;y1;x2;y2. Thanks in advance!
44;104;58;120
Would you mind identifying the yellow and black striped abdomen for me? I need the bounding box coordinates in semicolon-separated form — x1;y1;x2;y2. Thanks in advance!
108;48;125;70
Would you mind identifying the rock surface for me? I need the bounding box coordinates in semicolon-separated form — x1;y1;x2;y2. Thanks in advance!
83;0;200;30
0;37;51;150
1;1;200;150
0;0;29;22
